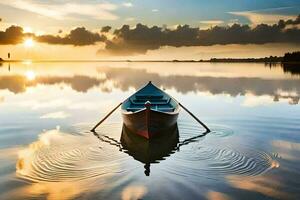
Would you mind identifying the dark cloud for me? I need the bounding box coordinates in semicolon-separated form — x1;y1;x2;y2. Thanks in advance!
0;26;105;46
281;15;300;26
35;27;106;46
0;15;299;50
101;26;112;33
0;26;25;44
103;15;300;55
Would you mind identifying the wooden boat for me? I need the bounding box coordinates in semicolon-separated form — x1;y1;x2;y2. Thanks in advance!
121;81;179;139
91;82;209;137
120;124;179;176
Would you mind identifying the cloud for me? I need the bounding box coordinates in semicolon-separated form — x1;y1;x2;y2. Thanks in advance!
102;15;300;55
1;15;300;49
199;20;225;29
0;26;106;46
229;11;297;25
199;20;224;25
152;9;159;12
0;1;118;20
122;2;133;7
0;25;26;44
102;24;202;55
40;111;70;119
35;27;106;46
125;17;135;22
101;26;112;33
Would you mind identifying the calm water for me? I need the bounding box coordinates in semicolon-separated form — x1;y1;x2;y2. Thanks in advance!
0;62;300;200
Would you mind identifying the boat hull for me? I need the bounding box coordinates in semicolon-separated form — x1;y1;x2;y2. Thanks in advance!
122;108;179;139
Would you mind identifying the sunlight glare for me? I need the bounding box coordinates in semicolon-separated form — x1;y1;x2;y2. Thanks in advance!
25;70;36;81
24;38;34;48
24;27;33;33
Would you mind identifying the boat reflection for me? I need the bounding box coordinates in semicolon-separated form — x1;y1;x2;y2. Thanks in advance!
93;124;209;176
121;125;179;176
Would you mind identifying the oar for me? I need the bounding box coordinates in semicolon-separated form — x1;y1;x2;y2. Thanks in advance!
90;102;122;132
176;129;209;151
178;102;211;133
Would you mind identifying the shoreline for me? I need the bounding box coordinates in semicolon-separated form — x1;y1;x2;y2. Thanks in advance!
0;59;299;63
0;60;299;64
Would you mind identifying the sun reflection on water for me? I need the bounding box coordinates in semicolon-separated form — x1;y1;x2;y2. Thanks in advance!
25;70;36;81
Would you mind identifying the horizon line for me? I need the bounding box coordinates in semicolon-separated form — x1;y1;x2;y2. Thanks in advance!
0;58;285;63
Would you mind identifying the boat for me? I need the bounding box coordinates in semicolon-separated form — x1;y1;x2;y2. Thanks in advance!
120;124;179;176
121;81;180;139
91;81;209;137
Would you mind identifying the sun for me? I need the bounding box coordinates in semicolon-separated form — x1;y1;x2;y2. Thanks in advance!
25;70;36;81
24;38;34;48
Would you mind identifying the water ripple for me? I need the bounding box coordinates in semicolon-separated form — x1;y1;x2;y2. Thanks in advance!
16;127;129;182
16;121;279;182
164;121;278;178
164;145;278;178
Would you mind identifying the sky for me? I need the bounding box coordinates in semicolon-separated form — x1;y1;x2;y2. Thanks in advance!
0;0;300;60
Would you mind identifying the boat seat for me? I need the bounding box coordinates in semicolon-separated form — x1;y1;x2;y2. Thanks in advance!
132;98;168;103
127;107;174;112
157;108;174;112
130;98;171;105
135;94;163;99
126;108;142;112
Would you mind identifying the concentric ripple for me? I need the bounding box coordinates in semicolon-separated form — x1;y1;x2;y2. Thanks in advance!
164;145;278;179
16;124;129;182
165;120;279;178
16;121;279;182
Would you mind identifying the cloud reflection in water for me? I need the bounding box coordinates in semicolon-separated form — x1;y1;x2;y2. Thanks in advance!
0;66;299;104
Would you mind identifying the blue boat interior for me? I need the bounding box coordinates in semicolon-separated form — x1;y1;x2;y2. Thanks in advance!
122;82;178;113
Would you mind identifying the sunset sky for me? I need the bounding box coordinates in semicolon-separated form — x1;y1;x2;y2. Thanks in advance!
0;0;300;60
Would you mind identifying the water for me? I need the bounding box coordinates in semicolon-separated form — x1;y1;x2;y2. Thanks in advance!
0;62;300;199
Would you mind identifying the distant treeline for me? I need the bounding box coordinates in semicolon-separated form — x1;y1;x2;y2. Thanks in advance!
209;56;282;63
1;51;299;64
209;51;300;63
282;51;300;63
